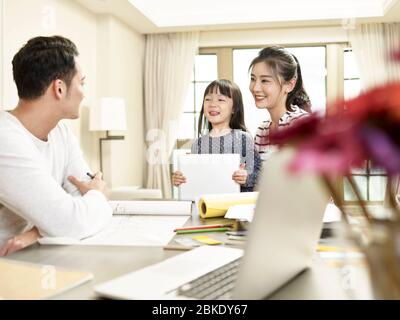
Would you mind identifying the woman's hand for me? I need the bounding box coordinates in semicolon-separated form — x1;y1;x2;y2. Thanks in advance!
172;171;186;186
232;163;248;185
0;227;41;256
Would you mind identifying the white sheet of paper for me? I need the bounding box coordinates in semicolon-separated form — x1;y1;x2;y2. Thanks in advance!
109;200;192;215
225;203;340;224
224;204;255;222
178;154;240;201
323;203;342;223
39;215;189;246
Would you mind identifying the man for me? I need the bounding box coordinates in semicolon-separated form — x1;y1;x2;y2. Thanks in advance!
0;36;112;255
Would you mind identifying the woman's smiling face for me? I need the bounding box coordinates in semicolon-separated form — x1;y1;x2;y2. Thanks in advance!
249;61;288;111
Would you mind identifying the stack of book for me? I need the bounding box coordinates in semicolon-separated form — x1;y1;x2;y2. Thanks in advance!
225;230;247;246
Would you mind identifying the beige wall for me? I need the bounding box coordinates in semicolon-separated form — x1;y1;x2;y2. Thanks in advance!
2;0;98;138
199;26;349;47
1;0;145;188
94;15;145;187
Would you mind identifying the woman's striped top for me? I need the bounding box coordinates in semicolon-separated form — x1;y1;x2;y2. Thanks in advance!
254;105;309;161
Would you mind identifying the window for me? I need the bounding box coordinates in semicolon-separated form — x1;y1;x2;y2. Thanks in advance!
343;48;361;99
233;46;327;136
178;54;217;139
343;48;387;202
344;162;388;202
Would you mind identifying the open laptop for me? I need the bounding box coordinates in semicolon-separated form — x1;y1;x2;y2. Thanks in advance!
95;148;329;299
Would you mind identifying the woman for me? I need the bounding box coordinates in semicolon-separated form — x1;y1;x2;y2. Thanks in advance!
249;46;311;161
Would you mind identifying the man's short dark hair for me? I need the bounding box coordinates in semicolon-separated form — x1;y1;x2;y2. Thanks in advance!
12;36;79;100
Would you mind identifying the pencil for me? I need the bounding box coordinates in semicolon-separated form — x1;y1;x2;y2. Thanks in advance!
316;244;361;252
173;224;233;232
176;227;230;235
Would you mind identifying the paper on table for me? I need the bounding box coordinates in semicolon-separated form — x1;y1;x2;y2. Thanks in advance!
225;203;340;223
323;203;342;223
39;215;189;246
224;204;255;222
224;202;340;224
109;200;192;215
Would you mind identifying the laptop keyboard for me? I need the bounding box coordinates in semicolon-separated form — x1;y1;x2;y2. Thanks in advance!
177;258;241;300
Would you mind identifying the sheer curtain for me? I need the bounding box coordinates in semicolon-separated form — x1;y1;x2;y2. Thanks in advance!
349;23;400;89
350;23;400;204
144;32;199;198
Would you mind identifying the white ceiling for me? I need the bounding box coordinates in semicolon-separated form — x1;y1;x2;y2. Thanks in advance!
76;0;400;33
127;0;394;27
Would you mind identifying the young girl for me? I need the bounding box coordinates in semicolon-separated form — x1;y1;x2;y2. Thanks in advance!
173;79;261;192
249;46;311;161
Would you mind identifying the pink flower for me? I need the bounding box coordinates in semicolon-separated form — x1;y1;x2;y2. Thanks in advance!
287;118;366;175
390;50;400;62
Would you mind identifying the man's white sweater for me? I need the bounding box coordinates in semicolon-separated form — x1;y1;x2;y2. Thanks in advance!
0;111;112;246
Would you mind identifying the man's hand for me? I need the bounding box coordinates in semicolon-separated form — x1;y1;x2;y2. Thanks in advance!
0;227;41;256
68;172;109;198
232;163;248;185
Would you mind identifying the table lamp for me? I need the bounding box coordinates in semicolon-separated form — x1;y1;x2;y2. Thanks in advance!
90;97;127;172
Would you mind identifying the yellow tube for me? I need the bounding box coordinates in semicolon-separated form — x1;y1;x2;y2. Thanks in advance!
198;192;258;219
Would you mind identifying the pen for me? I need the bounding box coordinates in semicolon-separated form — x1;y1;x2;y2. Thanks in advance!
176;227;230;235
174;224;233;232
87;172;95;179
163;245;193;251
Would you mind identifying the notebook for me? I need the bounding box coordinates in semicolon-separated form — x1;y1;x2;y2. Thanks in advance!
38;202;192;247
0;259;92;299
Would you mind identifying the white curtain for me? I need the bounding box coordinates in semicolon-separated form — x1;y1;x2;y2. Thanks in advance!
144;32;199;198
350;23;400;205
349;23;400;89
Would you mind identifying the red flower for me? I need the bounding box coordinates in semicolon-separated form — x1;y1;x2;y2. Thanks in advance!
269;113;320;146
287;116;366;175
270;80;400;176
343;83;400;122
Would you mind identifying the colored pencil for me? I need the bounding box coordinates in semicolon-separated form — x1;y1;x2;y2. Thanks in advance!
173;224;232;232
176;227;230;235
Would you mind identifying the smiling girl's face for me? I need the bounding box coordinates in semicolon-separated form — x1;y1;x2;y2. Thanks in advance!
203;87;233;129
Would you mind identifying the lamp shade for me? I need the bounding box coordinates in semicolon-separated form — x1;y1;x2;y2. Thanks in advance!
90;97;127;131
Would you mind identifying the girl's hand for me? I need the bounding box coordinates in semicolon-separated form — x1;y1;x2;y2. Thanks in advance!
0;227;41;256
172;171;187;186
232;163;248;185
